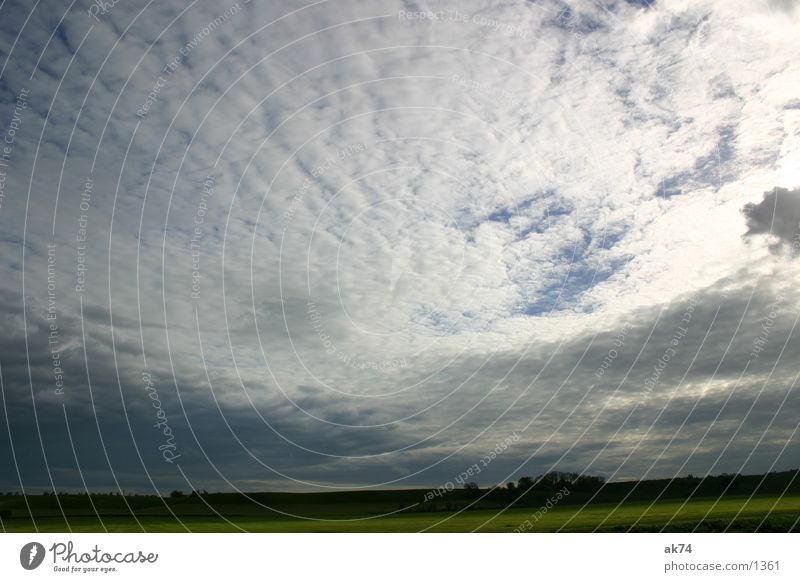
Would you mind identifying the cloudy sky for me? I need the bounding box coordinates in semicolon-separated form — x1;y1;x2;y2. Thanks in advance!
0;0;799;498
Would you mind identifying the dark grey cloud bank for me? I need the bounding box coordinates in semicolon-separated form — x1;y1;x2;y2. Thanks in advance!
2;273;798;492
0;0;799;497
743;187;800;252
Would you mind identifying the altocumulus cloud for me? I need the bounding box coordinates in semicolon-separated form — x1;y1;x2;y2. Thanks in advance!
0;0;799;497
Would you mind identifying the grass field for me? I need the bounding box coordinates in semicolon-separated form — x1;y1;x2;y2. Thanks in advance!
2;493;798;532
4;471;799;532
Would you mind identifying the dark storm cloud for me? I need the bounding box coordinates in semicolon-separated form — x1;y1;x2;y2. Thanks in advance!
453;274;800;482
2;268;799;493
742;187;800;252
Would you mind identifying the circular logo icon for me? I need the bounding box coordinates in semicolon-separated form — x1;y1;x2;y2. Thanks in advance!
20;542;45;570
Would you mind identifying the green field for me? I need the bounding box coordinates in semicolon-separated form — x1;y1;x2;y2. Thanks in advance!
3;471;799;532
2;492;798;533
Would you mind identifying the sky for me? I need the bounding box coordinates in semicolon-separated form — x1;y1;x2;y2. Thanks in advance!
0;0;799;496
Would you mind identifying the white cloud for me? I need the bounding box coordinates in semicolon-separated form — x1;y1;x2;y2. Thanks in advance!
1;0;799;492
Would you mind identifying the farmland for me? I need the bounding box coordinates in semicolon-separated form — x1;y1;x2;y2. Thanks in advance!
2;471;798;533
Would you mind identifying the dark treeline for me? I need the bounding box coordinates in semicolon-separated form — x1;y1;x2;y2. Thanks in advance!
508;471;606;493
409;469;800;513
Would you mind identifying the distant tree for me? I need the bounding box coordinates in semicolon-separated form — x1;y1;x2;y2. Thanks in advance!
517;476;533;491
169;490;184;498
569;474;605;492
